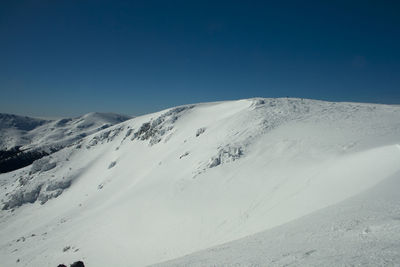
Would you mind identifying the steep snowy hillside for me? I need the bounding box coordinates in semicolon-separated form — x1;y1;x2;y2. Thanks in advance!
0;98;399;266
0;112;131;173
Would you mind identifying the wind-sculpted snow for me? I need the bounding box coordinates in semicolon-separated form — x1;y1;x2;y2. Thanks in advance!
1;98;400;267
131;105;194;145
86;126;125;148
2;170;78;210
194;145;244;177
30;157;57;174
209;146;243;167
1;153;81;209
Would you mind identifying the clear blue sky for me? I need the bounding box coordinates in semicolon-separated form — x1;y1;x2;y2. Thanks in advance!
1;0;399;117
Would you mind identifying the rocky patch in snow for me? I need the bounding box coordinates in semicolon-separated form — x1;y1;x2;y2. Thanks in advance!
179;152;190;159
207;146;243;168
2;174;76;209
2;183;43;210
30;157;57;174
194;145;244;177
108;161;117;169
195;127;206;137
86;126;125;149
1;156;80;209
132;105;194;145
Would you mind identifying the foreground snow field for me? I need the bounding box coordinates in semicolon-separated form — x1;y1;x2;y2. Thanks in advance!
156;169;400;266
0;98;400;266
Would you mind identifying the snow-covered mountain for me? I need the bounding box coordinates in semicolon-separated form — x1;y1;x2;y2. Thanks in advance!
0;98;400;266
0;114;48;150
0;112;131;173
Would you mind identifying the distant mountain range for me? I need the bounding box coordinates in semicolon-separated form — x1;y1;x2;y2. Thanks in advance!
0;112;131;173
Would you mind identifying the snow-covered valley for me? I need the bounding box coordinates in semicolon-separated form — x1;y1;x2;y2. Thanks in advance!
1;98;400;266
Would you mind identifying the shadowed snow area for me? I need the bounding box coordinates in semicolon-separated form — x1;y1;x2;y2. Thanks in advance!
0;98;400;266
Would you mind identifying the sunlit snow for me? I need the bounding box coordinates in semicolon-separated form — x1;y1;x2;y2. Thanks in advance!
1;98;400;266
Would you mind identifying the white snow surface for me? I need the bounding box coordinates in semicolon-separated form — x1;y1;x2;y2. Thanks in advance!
0;112;131;151
0;98;400;266
156;170;400;266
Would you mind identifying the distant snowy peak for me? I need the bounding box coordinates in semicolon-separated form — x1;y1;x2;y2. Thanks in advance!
0;112;131;173
44;112;132;140
80;111;131;122
70;112;132;130
0;112;131;150
0;113;48;131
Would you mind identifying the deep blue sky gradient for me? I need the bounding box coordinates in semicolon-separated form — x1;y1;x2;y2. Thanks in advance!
1;0;400;117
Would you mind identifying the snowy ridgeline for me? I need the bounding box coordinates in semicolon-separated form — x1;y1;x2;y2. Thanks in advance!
0;112;131;174
0;112;131;151
1;98;400;266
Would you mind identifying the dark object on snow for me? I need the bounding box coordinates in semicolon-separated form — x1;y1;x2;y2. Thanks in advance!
0;146;49;174
57;265;67;267
70;261;85;267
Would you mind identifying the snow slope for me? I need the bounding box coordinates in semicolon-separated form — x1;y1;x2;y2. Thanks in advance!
0;98;400;266
156;169;400;267
0;112;131;151
0;112;131;173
